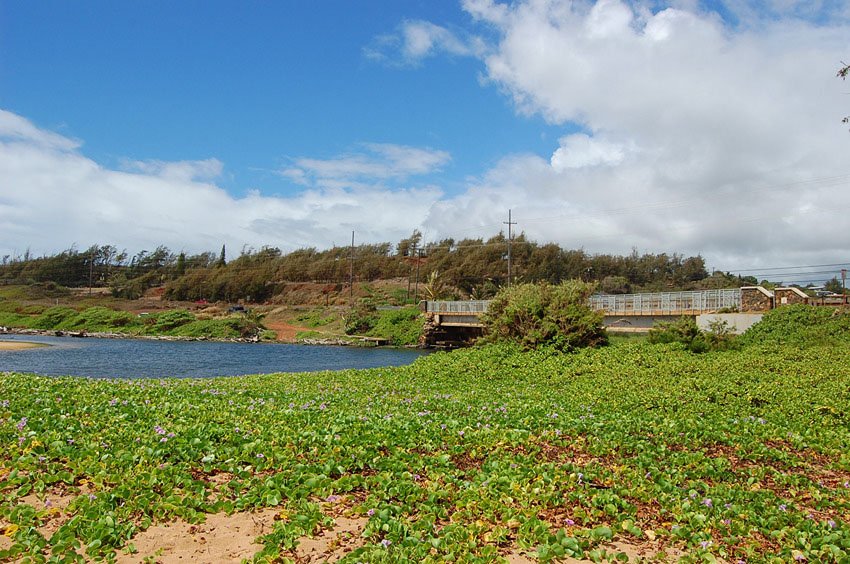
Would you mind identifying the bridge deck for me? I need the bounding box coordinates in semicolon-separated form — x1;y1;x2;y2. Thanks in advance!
425;288;743;323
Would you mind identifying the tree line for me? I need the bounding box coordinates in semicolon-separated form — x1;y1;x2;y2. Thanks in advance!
0;233;759;303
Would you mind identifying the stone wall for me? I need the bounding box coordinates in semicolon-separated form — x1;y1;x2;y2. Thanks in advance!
774;287;809;306
741;286;774;312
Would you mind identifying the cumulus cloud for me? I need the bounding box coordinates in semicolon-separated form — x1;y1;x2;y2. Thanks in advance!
418;0;850;271
0;112;443;258
550;134;628;171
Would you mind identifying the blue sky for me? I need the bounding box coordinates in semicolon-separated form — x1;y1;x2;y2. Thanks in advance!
1;1;563;196
1;0;849;277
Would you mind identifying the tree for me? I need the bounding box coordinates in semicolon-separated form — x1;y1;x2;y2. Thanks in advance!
396;230;422;257
824;277;843;294
217;245;226;268
175;252;187;278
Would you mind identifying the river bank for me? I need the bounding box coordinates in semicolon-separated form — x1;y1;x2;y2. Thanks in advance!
0;327;421;349
0;326;264;343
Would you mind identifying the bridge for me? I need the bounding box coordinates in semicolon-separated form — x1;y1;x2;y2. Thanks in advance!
424;288;745;327
420;286;844;347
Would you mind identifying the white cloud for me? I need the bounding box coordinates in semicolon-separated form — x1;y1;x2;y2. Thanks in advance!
0;110;81;151
0;113;443;258
550;133;627;171
365;20;484;65
120;158;224;183
412;0;850;271
4;0;850;277
283;143;451;185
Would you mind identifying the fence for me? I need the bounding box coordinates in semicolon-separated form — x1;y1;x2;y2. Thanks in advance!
588;289;742;315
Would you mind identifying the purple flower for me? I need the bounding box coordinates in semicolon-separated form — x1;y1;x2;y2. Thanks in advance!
16;417;27;431
325;495;340;503
367;508;376;516
828;519;836;529
67;438;74;445
256;453;265;459
160;437;168;443
44;499;52;508
700;540;712;549
702;498;713;508
154;425;166;435
380;539;392;548
565;518;575;526
109;398;118;406
88;493;96;501
778;504;787;512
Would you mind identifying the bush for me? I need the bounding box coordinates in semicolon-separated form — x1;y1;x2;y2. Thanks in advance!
62;307;138;331
648;317;708;353
739;304;850;347
344;301;379;335
366;307;423;346
480;281;608;352
30;306;78;330
148;309;196;333
648;317;738;353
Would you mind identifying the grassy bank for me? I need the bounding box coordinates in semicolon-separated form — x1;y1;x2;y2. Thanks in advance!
1;325;849;561
0;305;271;341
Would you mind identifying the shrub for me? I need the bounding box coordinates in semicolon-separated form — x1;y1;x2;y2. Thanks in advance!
148;309;196;333
739;304;850;347
648;317;739;353
648;317;708;353
63;307;138;331
480;281;608;352
344;301;379;335
30;306;78;330
366;307;423;346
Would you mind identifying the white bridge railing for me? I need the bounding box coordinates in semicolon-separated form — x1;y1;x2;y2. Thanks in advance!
588;289;741;315
425;288;741;318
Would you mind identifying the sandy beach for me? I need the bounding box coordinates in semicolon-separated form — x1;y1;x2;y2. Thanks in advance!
0;341;46;351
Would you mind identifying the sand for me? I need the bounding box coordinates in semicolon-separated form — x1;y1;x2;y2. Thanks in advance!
0;341;46;351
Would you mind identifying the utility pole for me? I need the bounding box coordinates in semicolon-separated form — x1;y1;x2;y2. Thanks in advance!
349;231;355;306
406;241;416;302
842;268;847;304
503;209;516;287
88;246;96;296
414;248;422;303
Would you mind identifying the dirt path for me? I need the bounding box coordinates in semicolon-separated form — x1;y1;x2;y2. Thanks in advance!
264;321;308;342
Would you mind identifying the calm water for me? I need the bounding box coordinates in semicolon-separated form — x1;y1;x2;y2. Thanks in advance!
0;334;428;379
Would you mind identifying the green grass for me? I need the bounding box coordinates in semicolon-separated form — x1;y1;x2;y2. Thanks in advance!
2;322;849;561
0;305;262;340
364;307;423;346
295;309;337;328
